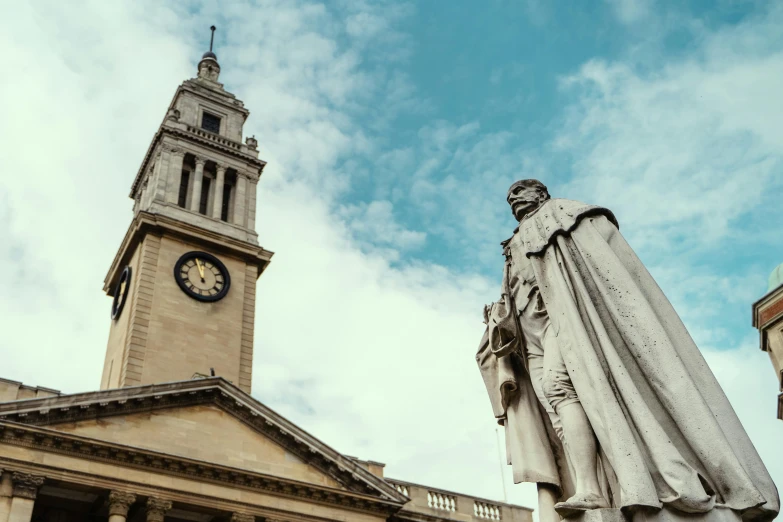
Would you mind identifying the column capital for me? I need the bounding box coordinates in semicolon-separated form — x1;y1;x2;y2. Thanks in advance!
146;497;172;522
215;163;227;173
11;471;45;500
230;514;255;522
194;157;207;167
108;491;137;517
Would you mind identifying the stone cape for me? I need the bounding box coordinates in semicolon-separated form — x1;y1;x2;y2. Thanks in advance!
477;198;779;521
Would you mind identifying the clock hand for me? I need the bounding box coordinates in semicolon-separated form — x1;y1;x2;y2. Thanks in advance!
195;258;206;282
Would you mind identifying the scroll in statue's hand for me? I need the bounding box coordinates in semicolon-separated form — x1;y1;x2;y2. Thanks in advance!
487;295;521;358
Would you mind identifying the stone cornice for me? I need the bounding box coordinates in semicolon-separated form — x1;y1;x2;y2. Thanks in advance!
0;420;402;515
0;378;406;507
103;210;274;293
0;458;367;522
392;510;460;522
752;285;783;352
752;284;783;327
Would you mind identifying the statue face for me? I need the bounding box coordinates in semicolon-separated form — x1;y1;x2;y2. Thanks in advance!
507;185;544;221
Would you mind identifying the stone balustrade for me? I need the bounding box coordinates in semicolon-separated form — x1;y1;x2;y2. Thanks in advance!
474;500;502;520
186;125;243;151
385;478;532;522
429;490;457;511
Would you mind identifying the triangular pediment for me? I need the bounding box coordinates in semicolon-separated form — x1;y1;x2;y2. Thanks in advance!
53;402;346;490
0;378;405;504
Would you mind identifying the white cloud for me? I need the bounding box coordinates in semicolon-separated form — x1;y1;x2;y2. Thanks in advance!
1;0;782;518
604;0;652;24
340;200;427;251
0;0;528;508
554;7;783;261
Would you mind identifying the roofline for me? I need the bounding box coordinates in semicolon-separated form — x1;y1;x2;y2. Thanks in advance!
0;377;61;398
0;419;403;516
0;377;407;505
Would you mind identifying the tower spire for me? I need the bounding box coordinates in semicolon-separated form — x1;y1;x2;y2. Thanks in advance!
197;25;221;82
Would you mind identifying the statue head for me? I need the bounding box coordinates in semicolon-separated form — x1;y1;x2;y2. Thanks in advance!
507;179;550;221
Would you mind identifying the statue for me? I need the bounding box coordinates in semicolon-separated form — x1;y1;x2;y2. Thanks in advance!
477;180;779;522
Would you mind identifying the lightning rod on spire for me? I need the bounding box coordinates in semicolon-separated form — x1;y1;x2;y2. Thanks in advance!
209;25;216;53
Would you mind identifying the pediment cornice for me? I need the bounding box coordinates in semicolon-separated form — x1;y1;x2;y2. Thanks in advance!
0;420;400;515
0;378;406;506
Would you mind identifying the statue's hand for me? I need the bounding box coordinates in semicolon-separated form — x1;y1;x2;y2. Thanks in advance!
483;304;492;325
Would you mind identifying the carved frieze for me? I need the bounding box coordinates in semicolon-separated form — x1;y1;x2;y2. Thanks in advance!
161;144;182;155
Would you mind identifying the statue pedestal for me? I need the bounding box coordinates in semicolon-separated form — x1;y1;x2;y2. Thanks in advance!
566;509;625;522
565;506;741;522
632;506;741;522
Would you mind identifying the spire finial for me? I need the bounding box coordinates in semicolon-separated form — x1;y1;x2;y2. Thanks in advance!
198;24;220;82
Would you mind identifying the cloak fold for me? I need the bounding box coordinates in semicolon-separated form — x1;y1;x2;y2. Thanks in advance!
478;198;778;522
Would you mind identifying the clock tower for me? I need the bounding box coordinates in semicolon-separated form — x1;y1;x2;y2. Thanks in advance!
101;41;273;394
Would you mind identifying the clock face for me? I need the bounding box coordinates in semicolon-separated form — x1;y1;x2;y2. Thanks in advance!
111;266;132;320
174;251;231;302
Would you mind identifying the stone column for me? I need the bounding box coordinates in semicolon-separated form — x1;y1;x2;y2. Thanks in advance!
230;514;255;522
108;491;137;522
153;146;174;202
0;471;12;522
233;172;247;226
140;174;152;210
165;149;185;204
189;158;206;212
246;175;258;231
8;472;44;522
211;164;226;219
146;497;172;522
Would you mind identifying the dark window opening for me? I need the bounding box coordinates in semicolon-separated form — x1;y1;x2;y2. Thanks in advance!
201;112;221;133
178;170;190;208
199;177;212;215
221;183;232;222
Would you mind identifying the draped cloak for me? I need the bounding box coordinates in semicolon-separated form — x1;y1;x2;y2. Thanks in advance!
476;198;779;521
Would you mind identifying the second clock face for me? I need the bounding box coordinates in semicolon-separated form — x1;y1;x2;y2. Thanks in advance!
174;251;231;302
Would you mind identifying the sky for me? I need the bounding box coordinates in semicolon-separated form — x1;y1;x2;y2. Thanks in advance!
1;0;783;515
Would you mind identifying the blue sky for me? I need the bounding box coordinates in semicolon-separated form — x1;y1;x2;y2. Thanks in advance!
1;0;782;514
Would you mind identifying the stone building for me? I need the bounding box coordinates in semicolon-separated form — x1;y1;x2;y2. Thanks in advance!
0;49;533;522
753;263;783;420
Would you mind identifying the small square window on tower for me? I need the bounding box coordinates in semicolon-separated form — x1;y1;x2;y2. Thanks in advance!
201;112;221;133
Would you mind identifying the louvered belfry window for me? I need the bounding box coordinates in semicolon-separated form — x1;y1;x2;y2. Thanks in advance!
201;112;221;133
